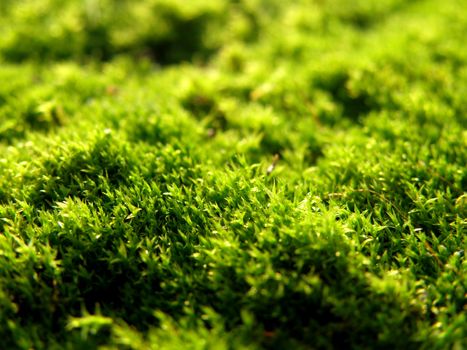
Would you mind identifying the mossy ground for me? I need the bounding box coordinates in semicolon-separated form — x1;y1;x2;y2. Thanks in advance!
0;0;466;349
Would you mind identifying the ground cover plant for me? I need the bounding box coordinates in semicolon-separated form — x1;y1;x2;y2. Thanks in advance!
0;0;466;349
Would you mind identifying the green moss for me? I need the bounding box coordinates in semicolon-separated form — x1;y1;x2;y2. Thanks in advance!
0;0;466;349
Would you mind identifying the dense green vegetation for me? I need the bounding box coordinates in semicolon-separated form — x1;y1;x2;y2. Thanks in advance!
0;0;466;349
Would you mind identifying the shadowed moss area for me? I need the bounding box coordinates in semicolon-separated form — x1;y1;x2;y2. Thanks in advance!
0;0;466;349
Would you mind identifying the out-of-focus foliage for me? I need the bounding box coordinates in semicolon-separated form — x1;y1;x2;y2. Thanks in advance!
0;0;270;63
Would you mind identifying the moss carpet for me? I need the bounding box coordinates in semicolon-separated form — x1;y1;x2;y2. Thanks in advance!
0;0;466;349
